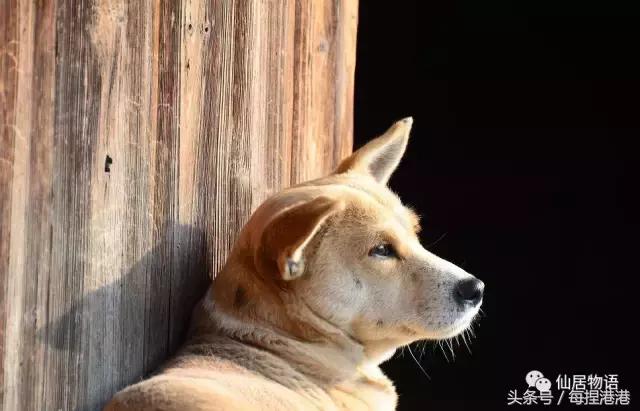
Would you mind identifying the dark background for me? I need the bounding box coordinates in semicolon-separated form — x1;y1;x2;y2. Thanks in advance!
354;1;638;410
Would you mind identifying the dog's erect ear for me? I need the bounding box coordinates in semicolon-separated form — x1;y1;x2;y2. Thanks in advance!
255;196;344;281
334;117;413;184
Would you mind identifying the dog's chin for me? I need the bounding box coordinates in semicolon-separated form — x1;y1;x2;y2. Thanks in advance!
419;308;480;340
428;319;473;340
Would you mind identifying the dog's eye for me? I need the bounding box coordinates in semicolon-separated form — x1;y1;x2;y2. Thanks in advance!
369;243;396;258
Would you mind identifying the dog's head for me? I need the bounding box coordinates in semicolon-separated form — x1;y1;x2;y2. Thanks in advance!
221;118;483;361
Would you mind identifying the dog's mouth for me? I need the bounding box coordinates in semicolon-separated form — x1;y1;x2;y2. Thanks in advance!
432;314;478;339
418;304;481;340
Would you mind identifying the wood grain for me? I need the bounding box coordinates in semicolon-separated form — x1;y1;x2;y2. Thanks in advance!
0;0;19;407
0;1;357;410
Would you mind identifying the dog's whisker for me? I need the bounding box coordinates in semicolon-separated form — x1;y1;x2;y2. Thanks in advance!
446;338;456;361
420;341;428;358
425;232;448;249
438;340;450;363
415;342;424;361
444;340;454;362
407;345;431;380
462;330;472;355
467;323;476;338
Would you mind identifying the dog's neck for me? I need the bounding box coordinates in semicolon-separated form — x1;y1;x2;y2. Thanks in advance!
190;250;395;388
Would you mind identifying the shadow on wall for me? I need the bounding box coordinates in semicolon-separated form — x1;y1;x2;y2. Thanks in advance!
36;223;212;411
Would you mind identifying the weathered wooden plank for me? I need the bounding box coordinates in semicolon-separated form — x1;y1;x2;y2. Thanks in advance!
0;1;357;410
3;1;58;410
291;0;357;183
82;3;158;410
50;1;101;409
144;0;182;379
0;0;20;407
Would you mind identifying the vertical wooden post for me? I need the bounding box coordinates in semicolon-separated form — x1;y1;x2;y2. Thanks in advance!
0;1;358;409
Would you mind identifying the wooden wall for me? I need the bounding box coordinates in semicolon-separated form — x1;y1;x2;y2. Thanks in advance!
0;1;357;409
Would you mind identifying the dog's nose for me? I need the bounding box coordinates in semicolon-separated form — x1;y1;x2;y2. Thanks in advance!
454;277;484;306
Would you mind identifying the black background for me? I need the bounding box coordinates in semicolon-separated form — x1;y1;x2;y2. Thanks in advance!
354;1;638;410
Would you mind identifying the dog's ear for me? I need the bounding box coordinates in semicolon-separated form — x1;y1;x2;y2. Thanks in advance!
255;196;344;281
334;117;413;184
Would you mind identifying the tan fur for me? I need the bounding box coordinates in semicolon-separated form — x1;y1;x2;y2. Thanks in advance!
105;118;483;411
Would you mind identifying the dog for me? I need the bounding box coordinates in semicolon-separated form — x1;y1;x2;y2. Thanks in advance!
105;118;484;411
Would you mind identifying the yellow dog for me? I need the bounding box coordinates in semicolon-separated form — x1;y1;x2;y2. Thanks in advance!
106;118;484;410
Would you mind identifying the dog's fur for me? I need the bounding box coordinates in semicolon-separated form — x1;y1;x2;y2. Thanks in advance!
105;118;483;411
